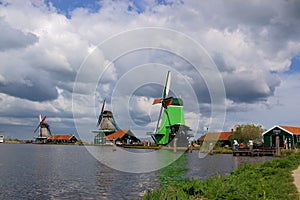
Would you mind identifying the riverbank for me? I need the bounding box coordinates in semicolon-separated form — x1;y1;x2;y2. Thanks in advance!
1;139;85;145
143;151;300;199
2;139;31;144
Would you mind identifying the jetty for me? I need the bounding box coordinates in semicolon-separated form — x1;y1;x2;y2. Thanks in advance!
232;148;276;156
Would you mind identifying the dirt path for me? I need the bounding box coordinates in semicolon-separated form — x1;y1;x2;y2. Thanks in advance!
292;165;300;193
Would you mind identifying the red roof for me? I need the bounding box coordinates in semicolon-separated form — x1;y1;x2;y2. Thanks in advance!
279;126;300;135
47;135;75;141
106;130;127;141
198;132;232;141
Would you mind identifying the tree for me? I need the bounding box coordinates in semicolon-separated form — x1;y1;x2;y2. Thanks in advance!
232;124;265;143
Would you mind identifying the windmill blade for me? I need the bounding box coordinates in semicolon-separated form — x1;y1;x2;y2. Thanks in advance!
33;125;40;133
40;116;47;124
152;98;162;105
101;98;106;113
33;116;46;133
155;71;171;133
97;98;106;127
163;71;171;99
155;106;164;133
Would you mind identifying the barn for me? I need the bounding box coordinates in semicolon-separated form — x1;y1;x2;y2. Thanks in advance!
262;125;300;148
47;135;78;144
106;130;141;145
197;131;233;147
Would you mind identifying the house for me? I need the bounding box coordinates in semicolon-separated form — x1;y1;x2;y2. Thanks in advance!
47;135;78;144
197;131;232;147
106;130;141;145
262;125;300;148
93;100;141;145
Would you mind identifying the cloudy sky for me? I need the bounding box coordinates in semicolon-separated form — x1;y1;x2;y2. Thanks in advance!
0;0;299;141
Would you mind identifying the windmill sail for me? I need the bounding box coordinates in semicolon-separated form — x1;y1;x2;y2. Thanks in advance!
163;71;171;98
155;71;171;134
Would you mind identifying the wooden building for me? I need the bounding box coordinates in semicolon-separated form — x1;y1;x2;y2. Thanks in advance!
47;135;78;144
198;131;232;147
106;130;141;145
93;100;141;145
262;125;300;148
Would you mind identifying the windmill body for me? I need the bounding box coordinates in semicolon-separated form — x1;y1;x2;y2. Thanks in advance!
40;123;51;138
99;111;118;132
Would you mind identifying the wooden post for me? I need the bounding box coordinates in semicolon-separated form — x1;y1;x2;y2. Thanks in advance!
276;136;281;157
188;142;193;153
112;139;116;151
173;138;177;153
209;143;213;153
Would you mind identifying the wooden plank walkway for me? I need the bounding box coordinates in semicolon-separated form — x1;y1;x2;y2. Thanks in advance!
233;148;276;156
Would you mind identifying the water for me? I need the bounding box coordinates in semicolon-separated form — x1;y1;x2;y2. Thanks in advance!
0;144;272;199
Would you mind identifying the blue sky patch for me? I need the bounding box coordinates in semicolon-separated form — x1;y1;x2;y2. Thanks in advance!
45;0;102;18
286;56;300;74
44;0;178;17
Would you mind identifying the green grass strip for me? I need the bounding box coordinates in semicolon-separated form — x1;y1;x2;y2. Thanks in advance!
143;152;300;200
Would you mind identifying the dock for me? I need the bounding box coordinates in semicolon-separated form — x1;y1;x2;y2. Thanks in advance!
232;148;276;156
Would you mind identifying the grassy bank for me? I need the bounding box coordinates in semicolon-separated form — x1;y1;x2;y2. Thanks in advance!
143;152;300;200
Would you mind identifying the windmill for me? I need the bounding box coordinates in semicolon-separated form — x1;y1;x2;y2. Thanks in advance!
151;71;192;146
33;114;51;143
92;98;119;145
96;98;119;132
92;98;141;145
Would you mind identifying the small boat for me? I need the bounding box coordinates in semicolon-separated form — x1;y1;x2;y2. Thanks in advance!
0;135;4;143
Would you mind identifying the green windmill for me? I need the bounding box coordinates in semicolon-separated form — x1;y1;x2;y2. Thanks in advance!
151;71;192;146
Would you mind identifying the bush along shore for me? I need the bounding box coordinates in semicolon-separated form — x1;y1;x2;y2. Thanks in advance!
143;151;300;200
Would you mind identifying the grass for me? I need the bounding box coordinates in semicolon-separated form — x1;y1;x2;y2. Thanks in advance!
143;152;300;200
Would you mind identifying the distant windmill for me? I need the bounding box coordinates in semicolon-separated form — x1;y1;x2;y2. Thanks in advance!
151;71;192;146
97;98;119;132
33;115;51;143
92;98;142;145
92;98;120;145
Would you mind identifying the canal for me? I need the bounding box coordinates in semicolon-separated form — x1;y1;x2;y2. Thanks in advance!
0;144;273;199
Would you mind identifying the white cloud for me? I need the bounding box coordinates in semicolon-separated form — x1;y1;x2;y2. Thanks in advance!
0;0;300;140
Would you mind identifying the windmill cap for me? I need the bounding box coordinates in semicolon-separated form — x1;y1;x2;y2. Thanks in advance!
169;98;183;106
102;110;113;116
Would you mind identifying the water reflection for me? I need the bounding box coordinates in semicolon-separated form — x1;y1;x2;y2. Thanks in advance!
86;146;184;173
185;152;273;179
0;144;274;200
95;161;160;199
158;153;188;187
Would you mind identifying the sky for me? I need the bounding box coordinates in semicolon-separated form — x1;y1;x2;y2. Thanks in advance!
0;0;300;141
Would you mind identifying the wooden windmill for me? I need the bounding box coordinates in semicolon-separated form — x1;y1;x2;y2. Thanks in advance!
92;98;141;145
96;98;120;133
33;115;52;143
92;98;119;144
